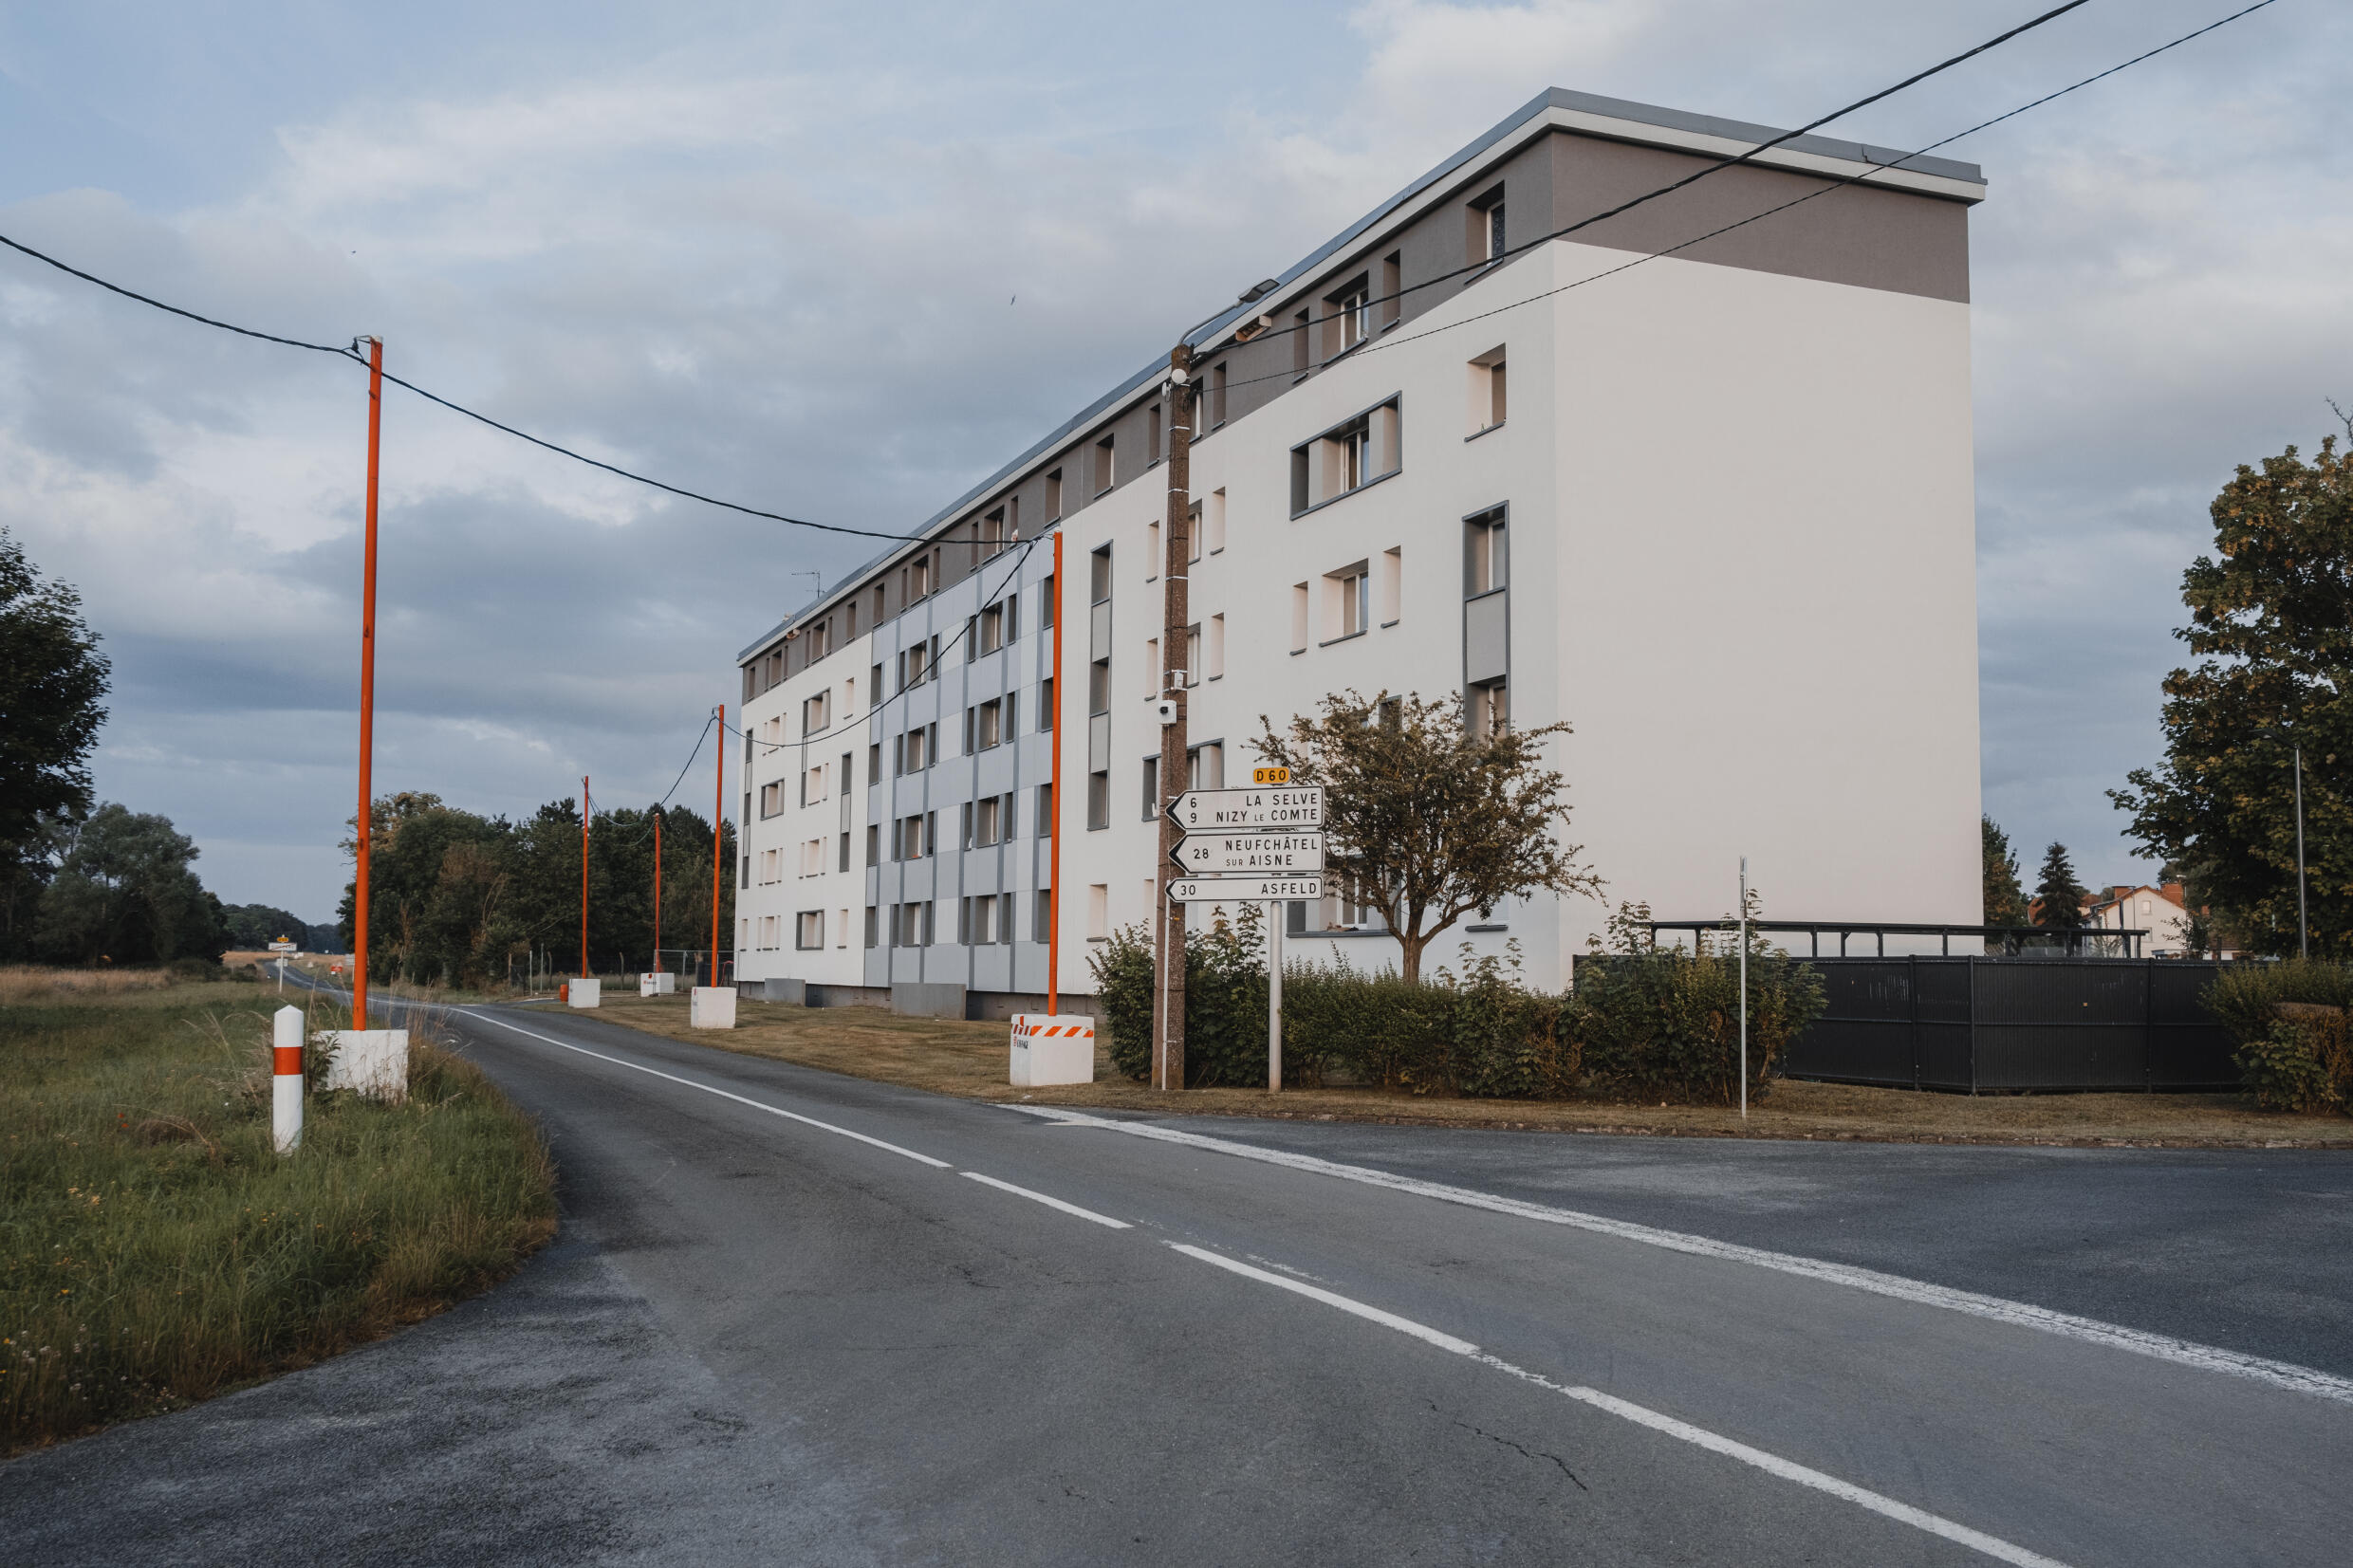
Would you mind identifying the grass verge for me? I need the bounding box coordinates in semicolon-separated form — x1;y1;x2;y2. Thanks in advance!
581;990;2353;1149
2;976;555;1453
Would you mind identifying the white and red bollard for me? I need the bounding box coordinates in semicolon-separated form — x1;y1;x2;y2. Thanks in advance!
272;1004;305;1153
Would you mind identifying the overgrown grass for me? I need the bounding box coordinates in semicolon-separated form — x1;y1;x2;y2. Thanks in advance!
0;980;555;1452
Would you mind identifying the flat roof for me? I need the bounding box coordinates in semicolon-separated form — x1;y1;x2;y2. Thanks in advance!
740;88;1985;663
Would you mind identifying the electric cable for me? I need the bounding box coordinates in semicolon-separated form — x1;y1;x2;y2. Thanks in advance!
1186;0;2097;357
1203;0;2284;398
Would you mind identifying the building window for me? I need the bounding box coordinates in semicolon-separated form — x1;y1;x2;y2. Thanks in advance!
1466;509;1508;596
1211;361;1229;427
1328;275;1370;355
982;507;1007;557
864;905;879;949
1086;770;1109;831
1291;308;1310;378
973;697;1004;750
800;762;826;805
1207;615;1225;680
1040;573;1055;629
1206;488;1227;554
1035;782;1053;836
1291;582;1309;654
1186;501;1203;565
1093;434;1115;495
800;837;825;877
1468;184;1505;265
974;793;1007;846
1039;676;1055;730
1141;755;1158;821
1086;884;1109;941
1325;563;1371;641
1090;544;1112;604
1047;468;1064;521
1380;547;1401;625
1144;637;1158;700
1470;678;1509;737
1183;623;1201;689
795;911;824;950
839;831;849;873
1089;658;1111;715
1470;345;1507;434
806;620;830;661
1380;250;1402;329
865;822;880;866
1033;888;1052;944
838;908;850;948
977;602;1006;655
1148;403;1162;466
1290;397;1401;515
909;554;933;600
1188;742;1222;790
758;781;785;819
1146;522;1159;581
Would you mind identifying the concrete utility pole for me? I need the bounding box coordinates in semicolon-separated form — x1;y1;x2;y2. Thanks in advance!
1151;343;1195;1092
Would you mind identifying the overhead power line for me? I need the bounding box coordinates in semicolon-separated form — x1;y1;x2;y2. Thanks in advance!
1207;0;2284;398
1194;0;2098;355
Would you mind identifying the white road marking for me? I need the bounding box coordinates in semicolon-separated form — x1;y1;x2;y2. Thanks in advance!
1168;1241;2070;1568
1168;1244;1479;1354
1011;1106;2353;1406
961;1171;1132;1228
465;1011;951;1168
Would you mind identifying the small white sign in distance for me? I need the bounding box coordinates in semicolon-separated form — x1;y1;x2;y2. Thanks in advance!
1168;876;1324;903
1171;832;1325;875
1166;785;1325;831
268;939;297;952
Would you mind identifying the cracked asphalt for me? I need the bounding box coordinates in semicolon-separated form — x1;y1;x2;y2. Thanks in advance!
4;994;2347;1566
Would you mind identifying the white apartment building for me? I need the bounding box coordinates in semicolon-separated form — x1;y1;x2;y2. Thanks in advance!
733;87;1988;1014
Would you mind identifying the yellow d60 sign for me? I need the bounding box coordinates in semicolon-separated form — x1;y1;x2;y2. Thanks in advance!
1251;766;1292;785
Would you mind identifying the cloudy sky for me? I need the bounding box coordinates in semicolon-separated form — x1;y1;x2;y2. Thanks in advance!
2;0;2346;923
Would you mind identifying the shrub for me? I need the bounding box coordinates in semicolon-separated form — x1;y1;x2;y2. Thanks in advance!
2202;961;2353;1114
1569;903;1825;1106
1091;908;1288;1088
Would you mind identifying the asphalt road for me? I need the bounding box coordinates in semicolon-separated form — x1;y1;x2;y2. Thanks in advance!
5;994;2348;1566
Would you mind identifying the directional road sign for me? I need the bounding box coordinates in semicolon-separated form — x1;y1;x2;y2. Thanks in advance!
1172;831;1325;876
268;939;298;953
1166;784;1325;832
1168;876;1323;904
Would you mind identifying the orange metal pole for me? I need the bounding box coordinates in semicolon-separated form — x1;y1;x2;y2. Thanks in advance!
579;776;590;978
653;809;663;975
353;337;382;1032
1047;529;1064;1014
711;706;725;987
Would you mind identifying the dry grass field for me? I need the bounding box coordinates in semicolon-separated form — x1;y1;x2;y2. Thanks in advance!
579;990;2353;1149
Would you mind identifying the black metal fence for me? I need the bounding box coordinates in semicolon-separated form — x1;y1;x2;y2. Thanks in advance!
1785;957;2239;1093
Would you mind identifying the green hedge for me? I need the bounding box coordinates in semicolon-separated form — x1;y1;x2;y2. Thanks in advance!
2203;960;2353;1114
1088;916;1819;1104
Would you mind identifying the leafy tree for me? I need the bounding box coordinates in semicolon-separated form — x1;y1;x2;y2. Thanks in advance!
1981;816;2029;928
0;530;111;957
2031;841;2089;932
1254;690;1601;983
2111;434;2353;955
222;902;318;950
0;530;111;843
35;803;232;965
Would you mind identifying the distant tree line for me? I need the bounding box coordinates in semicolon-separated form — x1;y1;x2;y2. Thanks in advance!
0;530;240;966
338;791;737;988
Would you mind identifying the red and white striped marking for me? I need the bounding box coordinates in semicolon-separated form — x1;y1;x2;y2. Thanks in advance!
1009;1013;1097;1086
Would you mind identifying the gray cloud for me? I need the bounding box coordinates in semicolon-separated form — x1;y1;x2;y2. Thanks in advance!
2;0;2346;919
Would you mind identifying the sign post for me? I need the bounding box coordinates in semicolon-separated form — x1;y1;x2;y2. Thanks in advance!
1163;768;1324;1096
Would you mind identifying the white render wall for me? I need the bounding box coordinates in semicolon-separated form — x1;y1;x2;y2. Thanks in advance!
742;233;1982;997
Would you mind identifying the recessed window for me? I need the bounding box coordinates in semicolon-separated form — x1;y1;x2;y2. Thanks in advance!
1328;274;1370;356
1467;184;1505;266
1141;755;1159;821
1211;361;1229;427
1206;488;1227;554
1047;469;1065;522
1291;582;1309;654
802;690;830;735
1470;678;1510;737
1086;771;1110;831
981;507;1007;557
1469;344;1507;434
1465;509;1508;596
1379;547;1401;625
1325;563;1371;642
1290;397;1401;516
1088;658;1110;715
1187;501;1203;565
796;911;824;950
1093;434;1115;495
1380;250;1402;329
1090;544;1112;604
1086;884;1109;941
978;602;1007;655
1148;403;1162;465
1291;308;1310;378
1183;623;1201;689
1207;614;1225;680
